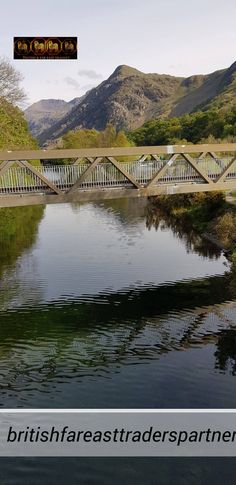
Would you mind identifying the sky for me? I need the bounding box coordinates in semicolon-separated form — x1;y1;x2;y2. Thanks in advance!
0;0;236;106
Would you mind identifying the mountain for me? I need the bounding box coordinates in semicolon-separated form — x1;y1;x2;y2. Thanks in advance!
27;62;236;145
170;62;236;116
24;97;83;139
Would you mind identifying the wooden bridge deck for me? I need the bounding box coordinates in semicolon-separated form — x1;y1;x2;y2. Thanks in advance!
0;143;236;207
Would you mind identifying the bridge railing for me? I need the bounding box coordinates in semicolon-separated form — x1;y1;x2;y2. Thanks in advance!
0;144;236;197
0;158;233;193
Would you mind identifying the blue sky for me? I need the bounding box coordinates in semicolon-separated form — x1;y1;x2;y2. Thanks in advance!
1;0;235;105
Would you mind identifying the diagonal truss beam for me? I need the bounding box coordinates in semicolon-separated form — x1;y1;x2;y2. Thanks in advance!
182;153;213;184
86;156;117;183
67;157;103;193
146;154;179;188
0;160;18;177
207;152;224;169
150;154;162;162
107;157;141;188
199;150;223;170
17;160;62;194
72;158;84;165
199;151;218;160
215;156;236;183
138;155;148;163
208;151;218;160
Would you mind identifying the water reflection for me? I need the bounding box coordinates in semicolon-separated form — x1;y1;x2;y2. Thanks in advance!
0;274;236;407
0;205;44;275
1;198;236;481
146;197;222;259
0;198;236;410
215;330;236;375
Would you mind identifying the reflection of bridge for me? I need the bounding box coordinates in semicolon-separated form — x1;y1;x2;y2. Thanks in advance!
0;143;236;207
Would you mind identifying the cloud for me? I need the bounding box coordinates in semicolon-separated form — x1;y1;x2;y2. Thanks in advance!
78;69;103;80
64;77;80;89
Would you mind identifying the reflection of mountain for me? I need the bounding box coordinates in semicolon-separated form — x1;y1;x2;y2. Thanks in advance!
1;272;236;397
0;205;45;276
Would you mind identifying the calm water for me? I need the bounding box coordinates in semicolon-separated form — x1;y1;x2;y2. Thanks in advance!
1;198;236;483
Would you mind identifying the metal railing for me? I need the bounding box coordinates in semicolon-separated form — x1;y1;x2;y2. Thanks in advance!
0;157;234;194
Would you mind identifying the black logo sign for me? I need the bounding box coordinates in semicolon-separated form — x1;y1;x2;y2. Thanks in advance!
14;37;78;59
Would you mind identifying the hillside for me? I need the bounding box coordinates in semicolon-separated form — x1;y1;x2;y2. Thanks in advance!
27;61;236;146
0;98;38;150
170;61;236;116
24;97;83;139
0;95;45;278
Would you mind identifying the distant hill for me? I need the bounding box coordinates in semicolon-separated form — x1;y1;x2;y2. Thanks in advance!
24;97;83;139
25;62;236;146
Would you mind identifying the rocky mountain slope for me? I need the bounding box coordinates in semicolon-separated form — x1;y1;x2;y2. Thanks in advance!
25;62;236;146
24;97;83;139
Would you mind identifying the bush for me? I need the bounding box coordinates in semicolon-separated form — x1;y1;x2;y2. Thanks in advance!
214;213;236;248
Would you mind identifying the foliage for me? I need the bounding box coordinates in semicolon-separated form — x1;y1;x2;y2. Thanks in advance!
0;58;38;155
151;192;227;234
214;213;236;249
0;57;26;106
0;60;44;278
62;123;133;149
55;123;134;164
129;107;236;145
0;98;38;151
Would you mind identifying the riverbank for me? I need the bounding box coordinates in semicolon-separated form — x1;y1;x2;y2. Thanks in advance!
148;192;236;260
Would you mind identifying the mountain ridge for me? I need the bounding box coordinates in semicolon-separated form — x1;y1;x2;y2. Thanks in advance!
25;62;236;146
24;96;84;139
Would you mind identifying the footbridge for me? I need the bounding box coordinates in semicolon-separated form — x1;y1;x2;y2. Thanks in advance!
0;143;236;207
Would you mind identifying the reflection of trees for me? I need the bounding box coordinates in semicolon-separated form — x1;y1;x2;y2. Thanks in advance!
215;330;236;375
145;197;236;301
1;273;236;395
0;205;45;275
228;266;236;296
71;197;147;226
1;199;236;399
146;199;222;259
145;198;236;374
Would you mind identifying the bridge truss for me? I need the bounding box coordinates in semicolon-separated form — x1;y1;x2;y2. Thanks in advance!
0;143;236;207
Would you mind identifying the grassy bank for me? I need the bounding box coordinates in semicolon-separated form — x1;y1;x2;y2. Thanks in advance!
149;192;236;257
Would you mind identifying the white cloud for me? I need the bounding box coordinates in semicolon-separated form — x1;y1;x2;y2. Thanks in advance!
78;69;103;80
64;77;80;90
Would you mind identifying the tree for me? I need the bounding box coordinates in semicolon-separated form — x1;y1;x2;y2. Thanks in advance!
0;57;26;106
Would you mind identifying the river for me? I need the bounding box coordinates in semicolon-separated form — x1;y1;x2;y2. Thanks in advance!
1;198;236;483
